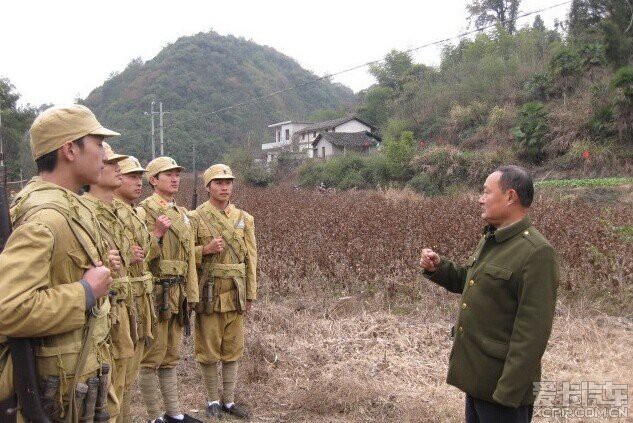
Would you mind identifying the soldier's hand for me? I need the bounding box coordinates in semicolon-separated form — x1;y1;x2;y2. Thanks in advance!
108;249;122;271
83;261;113;299
202;236;224;255
154;215;171;239
131;245;145;264
245;300;253;314
420;248;441;272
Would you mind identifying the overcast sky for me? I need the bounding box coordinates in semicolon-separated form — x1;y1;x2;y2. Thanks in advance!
2;0;570;108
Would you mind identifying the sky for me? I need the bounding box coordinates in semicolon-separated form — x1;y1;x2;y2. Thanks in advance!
1;0;570;108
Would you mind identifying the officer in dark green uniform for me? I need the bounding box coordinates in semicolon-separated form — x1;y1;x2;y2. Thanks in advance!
419;165;559;423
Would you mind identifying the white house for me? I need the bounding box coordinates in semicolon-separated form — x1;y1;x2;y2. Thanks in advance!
262;116;377;161
312;131;381;158
261;121;311;163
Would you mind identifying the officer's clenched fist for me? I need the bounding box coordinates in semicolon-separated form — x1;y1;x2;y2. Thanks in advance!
420;248;441;273
83;261;113;298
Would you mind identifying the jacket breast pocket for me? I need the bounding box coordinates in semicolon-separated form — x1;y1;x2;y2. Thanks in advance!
482;263;513;285
67;248;92;274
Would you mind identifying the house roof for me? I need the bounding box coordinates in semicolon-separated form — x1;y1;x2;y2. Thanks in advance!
312;131;381;148
295;115;376;134
267;120;312;128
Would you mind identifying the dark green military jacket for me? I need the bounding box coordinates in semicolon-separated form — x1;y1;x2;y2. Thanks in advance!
425;216;559;408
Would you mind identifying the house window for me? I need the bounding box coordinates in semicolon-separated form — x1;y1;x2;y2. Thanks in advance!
302;133;305;141
322;146;326;158
313;131;316;137
332;127;335;132
285;129;290;140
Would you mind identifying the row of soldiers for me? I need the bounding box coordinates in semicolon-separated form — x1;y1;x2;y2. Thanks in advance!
0;104;257;422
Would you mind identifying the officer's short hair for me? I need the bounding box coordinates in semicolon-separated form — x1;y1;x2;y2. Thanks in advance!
496;165;534;207
36;137;85;173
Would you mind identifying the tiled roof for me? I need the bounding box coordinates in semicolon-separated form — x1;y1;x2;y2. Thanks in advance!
312;131;381;148
295;115;376;134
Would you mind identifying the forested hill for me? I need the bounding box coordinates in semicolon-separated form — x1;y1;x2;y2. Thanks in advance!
83;31;356;168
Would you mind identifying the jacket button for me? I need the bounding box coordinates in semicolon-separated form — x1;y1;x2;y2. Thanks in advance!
461;302;467;309
459;326;463;333
469;280;475;286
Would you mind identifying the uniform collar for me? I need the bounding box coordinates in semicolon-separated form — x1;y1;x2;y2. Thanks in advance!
151;192;175;208
207;200;233;215
484;216;532;243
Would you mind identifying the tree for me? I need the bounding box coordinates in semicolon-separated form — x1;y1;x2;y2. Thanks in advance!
467;0;521;34
611;66;633;141
550;46;583;104
0;78;37;179
533;15;546;31
368;50;422;93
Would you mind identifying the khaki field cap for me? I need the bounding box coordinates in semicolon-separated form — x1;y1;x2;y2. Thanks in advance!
119;156;146;174
204;164;234;186
102;142;128;163
146;156;184;178
30;104;120;160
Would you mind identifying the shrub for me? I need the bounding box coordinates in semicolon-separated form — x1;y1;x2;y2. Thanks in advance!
244;165;272;187
406;173;440;196
523;72;555;102
512;102;550;163
297;160;326;187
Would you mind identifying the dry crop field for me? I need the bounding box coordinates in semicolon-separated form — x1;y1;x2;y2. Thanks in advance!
131;180;633;422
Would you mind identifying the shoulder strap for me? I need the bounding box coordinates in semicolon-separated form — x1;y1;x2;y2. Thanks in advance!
20;204;101;267
65;312;97;423
199;206;246;262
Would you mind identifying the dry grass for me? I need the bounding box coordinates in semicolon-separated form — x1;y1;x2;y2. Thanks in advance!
127;184;632;422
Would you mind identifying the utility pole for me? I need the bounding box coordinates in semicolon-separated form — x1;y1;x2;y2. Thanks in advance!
159;102;164;156
146;101;168;158
149;101;156;159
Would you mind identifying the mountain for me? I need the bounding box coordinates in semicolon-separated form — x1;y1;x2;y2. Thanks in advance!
83;31;356;168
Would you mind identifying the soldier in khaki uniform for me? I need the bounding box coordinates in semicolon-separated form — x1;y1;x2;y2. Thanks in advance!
137;157;199;423
420;166;559;423
113;156;158;423
189;164;257;419
0;105;121;422
81;143;139;423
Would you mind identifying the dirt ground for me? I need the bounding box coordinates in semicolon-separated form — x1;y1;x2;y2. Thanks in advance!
129;291;633;422
128;185;632;422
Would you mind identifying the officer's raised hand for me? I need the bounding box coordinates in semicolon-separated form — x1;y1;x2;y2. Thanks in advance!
131;245;145;264
154;215;171;238
83;261;113;298
420;248;441;273
108;249;122;271
202;236;224;255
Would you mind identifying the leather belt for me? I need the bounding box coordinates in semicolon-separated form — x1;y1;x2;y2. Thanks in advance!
155;276;185;286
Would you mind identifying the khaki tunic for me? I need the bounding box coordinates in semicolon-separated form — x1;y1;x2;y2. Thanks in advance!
113;198;157;377
190;202;257;363
82;193;135;419
424;216;559;408
138;194;197;369
0;179;118;422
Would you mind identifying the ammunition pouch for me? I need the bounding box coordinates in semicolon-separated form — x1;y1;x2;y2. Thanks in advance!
158;260;187;277
110;276;130;303
199;263;246;314
130;274;154;297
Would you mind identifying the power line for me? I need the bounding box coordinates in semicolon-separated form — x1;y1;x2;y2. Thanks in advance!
119;0;572;145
